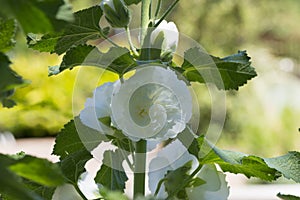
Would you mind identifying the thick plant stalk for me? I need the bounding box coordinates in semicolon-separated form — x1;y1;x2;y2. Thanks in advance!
140;0;151;45
133;139;147;197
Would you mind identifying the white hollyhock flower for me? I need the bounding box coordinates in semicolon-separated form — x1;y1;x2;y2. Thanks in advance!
148;140;197;199
151;20;179;53
79;82;115;135
186;164;229;200
148;140;229;200
111;66;192;141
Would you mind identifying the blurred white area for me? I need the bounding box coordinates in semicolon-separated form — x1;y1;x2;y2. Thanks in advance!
0;134;59;162
251;48;300;114
52;184;82;200
228;183;300;200
279;58;294;72
0;132;16;154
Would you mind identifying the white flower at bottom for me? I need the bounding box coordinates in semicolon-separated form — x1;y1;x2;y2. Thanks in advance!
111;66;192;141
148;140;229;200
148;140;197;199
186;164;229;200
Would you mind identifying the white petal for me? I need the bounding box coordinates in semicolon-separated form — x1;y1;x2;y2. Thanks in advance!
148;156;171;199
186;164;230;200
78;172;101;199
80;82;115;135
148;140;197;198
147;140;159;152
93;83;114;107
151;20;179;53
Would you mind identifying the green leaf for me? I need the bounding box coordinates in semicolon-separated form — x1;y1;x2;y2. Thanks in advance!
95;150;129;191
90;46;137;75
135;195;158;200
28;6;103;54
37;0;74;30
181;47;257;90
8;155;65;187
212;147;247;164
164;161;205;199
60;149;93;184
277;193;300;200
197;138;280;181
0;18;17;52
177;127;200;158
124;0;141;5
218;155;280;181
50;45;137;76
55;6;103;55
53;119;86;159
0;0;73;33
53;117;108;159
0;53;26;91
27;33;61;53
102;0;130;28
0;53;29;108
50;44;97;76
0;0;52;33
1;98;16;108
0;153;63;200
23;180;56;200
197;137;300;182
99;188;129;200
107;130;134;152
0;165;43;200
53;118;96;185
264;151;300;183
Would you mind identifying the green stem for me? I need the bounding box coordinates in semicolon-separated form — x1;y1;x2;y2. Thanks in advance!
120;76;125;83
154;164;203;198
154;0;179;28
149;1;152;20
125;26;139;56
116;140;134;171
99;31;119;47
190;163;203;178
74;184;88;200
154;0;162;19
140;0;151;45
133;139;147;198
154;178;167;196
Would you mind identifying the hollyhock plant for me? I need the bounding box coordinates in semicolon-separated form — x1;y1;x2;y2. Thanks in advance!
2;0;299;200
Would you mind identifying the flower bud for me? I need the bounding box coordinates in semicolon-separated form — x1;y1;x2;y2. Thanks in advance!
151;20;179;54
100;0;130;28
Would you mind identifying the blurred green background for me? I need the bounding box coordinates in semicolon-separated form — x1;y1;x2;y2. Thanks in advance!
0;0;299;157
